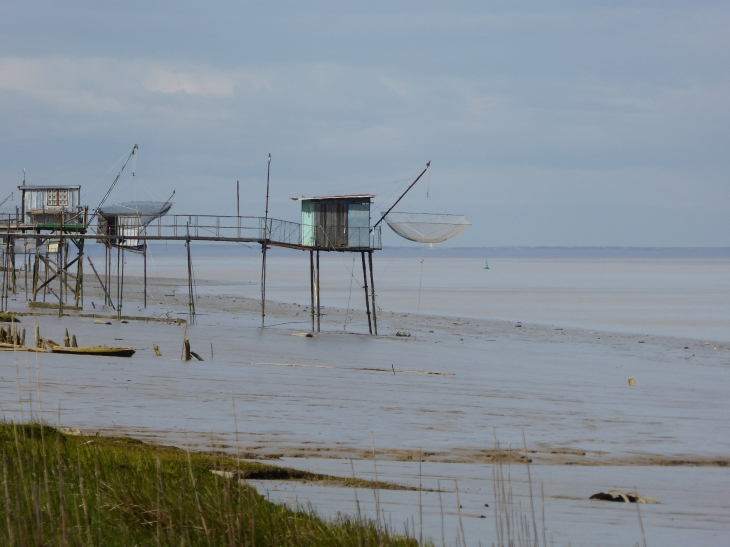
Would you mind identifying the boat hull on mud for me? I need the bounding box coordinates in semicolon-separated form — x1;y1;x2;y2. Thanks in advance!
49;346;136;357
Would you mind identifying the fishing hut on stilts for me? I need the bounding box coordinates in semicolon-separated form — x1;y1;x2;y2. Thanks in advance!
17;184;88;315
289;193;380;334
1;145;458;338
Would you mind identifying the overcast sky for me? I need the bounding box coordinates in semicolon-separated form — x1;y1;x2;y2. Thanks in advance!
1;1;728;246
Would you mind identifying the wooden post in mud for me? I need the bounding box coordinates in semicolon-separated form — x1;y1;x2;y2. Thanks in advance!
361;252;372;335
368;250;378;336
316;250;321;332
309;250;315;332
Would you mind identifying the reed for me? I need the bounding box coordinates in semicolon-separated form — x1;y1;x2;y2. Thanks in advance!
0;421;417;547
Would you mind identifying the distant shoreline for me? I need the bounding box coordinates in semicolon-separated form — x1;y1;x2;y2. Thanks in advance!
98;243;730;260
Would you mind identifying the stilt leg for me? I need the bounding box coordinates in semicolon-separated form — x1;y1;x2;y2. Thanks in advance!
368;250;378;336
143;241;147;308
58;226;64;318
116;245;121;319
119;245;124;319
361;252;372;335
186;239;195;324
260;242;267;328
316;250;321;332
310;250;315;332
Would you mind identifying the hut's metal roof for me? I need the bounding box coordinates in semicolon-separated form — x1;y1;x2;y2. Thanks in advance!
18;185;81;191
290;194;375;201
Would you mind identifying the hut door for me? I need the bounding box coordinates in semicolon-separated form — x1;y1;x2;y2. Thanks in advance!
315;202;348;248
347;203;369;248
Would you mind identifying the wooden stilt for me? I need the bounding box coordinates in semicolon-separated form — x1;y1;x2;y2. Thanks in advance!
74;239;84;308
316;250;321;332
24;243;28;301
368;250;378;336
87;256;115;310
9;235;16;295
32;238;40;302
186;237;195;324
310;250;315;332
58;215;64;317
361;252;372;335
116;244;121;319
143;241;147;308
260;242;267;328
119;245;124;319
107;244;112;307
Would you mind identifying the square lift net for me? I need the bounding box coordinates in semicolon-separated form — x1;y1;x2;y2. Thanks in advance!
383;212;471;244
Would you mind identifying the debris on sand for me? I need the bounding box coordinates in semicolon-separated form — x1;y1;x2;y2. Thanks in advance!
93;320;112;325
0;313;20;323
590;490;660;503
395;331;411;337
628;377;636;387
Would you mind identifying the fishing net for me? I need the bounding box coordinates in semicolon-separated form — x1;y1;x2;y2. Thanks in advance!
383;212;471;243
99;201;172;227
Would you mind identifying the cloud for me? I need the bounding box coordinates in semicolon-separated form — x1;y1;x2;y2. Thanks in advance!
142;69;238;97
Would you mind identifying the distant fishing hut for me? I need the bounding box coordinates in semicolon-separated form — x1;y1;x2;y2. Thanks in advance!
17;184;88;312
20;185;85;228
96;201;173;311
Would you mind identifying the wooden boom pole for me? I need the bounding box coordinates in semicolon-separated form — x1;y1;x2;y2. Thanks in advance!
372;161;430;230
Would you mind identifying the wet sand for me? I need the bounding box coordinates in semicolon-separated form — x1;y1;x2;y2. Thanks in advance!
2;252;729;545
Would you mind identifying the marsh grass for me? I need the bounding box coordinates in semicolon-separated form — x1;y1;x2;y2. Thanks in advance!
0;421;419;546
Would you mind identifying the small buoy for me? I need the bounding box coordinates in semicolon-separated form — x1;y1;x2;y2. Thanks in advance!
628;377;636;387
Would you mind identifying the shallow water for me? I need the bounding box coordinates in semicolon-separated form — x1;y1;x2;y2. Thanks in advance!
115;245;730;341
251;458;730;547
3;246;730;545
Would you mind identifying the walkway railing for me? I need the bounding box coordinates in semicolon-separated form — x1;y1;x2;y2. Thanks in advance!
0;213;382;250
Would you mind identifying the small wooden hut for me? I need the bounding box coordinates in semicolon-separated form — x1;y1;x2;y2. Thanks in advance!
292;194;374;250
19;185;85;229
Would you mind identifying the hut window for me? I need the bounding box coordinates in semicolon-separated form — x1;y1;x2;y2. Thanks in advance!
46;189;69;207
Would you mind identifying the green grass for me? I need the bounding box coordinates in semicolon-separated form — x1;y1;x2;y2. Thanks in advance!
0;422;419;546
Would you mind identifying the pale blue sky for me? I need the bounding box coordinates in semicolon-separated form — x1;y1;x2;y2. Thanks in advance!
1;1;728;246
